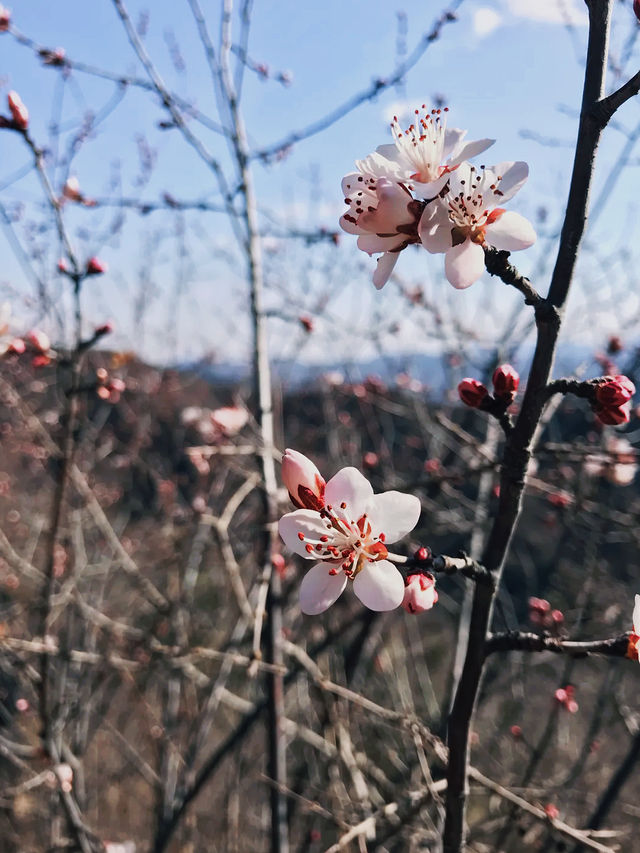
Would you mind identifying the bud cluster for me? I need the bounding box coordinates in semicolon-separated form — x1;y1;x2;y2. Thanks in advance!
528;597;564;630
458;364;520;412
591;374;635;425
554;684;578;714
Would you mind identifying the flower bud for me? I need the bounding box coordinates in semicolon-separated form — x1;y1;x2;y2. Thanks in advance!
57;258;69;273
634;0;640;22
595;375;635;407
0;6;10;31
6;337;25;354
596;402;631;426
86;256;108;275
607;335;623;354
7;91;28;130
281;449;326;510
95;322;113;336
458;378;488;408
414;546;431;563
27;329;50;353
62;177;83;203
402;573;438;614
510;724;522;739
544;803;559;820
492;364;520;398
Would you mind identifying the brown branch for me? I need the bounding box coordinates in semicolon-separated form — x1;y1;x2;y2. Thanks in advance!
485;631;631;659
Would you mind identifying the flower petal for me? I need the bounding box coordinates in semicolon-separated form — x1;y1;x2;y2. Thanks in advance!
634;594;640;634
325;467;374;519
372;252;399;289
279;509;334;558
353;560;405;611
410;173;450;199
418;200;453;254
492;160;529;203
442;127;467;160
485;211;537;251
444;238;485;289
300;563;347;615
448;137;495;166
339;213;366;235
365;491;421;543
357;233;405;255
357;178;412;233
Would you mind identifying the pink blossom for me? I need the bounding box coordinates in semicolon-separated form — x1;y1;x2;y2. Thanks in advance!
419;161;536;289
279;466;420;614
210;406;249;436
402;573;438;614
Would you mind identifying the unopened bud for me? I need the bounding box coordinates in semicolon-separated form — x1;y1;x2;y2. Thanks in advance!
595;402;631;426
544;803;559;820
27;329;50;353
634;0;640;23
299;315;313;333
414;546;431;563
402;573;438;614
458;378;488;408
86;256;108;275
7;91;28;130
62;176;83;203
492;364;520;398
0;6;10;31
95;322;113;336
595;375;635;407
510;724;522;739
6;337;25;354
281;448;326;510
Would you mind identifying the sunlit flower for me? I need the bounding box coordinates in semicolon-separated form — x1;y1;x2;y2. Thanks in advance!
279;466;420;614
374;106;494;196
210;406;249;437
340;172;424;288
419;161;536;289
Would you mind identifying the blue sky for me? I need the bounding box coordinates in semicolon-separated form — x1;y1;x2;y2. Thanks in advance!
1;1;639;366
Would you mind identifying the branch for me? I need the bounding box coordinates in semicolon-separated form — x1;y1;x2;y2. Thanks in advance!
483;246;545;309
593;68;640;127
485;631;631;659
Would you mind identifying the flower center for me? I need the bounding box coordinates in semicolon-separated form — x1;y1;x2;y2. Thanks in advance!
446;166;506;241
391;105;450;183
296;504;388;578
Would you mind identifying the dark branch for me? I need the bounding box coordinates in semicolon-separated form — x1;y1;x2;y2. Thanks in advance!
483;246;545;309
485;631;631;659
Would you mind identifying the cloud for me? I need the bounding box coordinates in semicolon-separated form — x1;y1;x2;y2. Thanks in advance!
473;7;503;37
505;0;588;25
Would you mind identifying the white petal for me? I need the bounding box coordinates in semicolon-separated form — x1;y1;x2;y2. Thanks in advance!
485;211;537;251
300;563;347;615
492;160;529;203
410;173;450;199
442;127;467;160
448;137;495;166
445;239;485;289
418;201;453;254
353;560;405;611
372;252;399;289
633;594;640;634
325;467;374;519
365;491;421;543
339;213;366;236
342;172;367;195
357;149;407;180
279;509;333;558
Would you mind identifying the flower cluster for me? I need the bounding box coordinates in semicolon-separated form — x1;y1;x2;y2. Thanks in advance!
278;450;421;614
528;597;564;630
458;364;520;410
340;106;536;290
592;375;635;425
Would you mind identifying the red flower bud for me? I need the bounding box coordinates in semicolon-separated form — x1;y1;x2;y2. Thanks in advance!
596;402;631;426
595;375;635;407
492;364;520;398
510;724;522;739
634;0;640;22
7;91;28;130
607;335;623;354
95;322;113;336
299;315;313;333
0;6;10;31
86;256;108;275
544;803;559;820
458;378;488;408
402;573;438;614
6;337;25;354
414;546;431;562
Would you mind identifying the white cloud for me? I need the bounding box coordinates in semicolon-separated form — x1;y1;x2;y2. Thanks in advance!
473;7;503;37
505;0;588;25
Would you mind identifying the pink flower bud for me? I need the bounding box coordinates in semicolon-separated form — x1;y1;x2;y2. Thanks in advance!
414;546;431;563
0;6;10;31
634;0;640;22
492;364;520;398
596;402;631;426
86;256;107;275
554;688;568;704
544;803;559;820
62;177;83;203
109;378;126;393
57;258;69;273
7;91;28;130
551;609;564;625
15;697;28;712
596;375;635;407
402;573;438;614
510;724;522;739
27;329;50;353
299;315;314;333
281;448;326;510
6;337;25;354
363;451;379;468
566;699;579;714
458;378;488;408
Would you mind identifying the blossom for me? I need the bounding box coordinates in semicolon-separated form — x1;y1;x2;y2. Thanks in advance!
627;594;640;662
62;176;83;203
584;435;637;486
279;466;420;614
281;448;326;511
340;172;424;288
402;573;438;614
210;406;249;437
419;161;536;289
374;106;494;196
458;378;488;408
